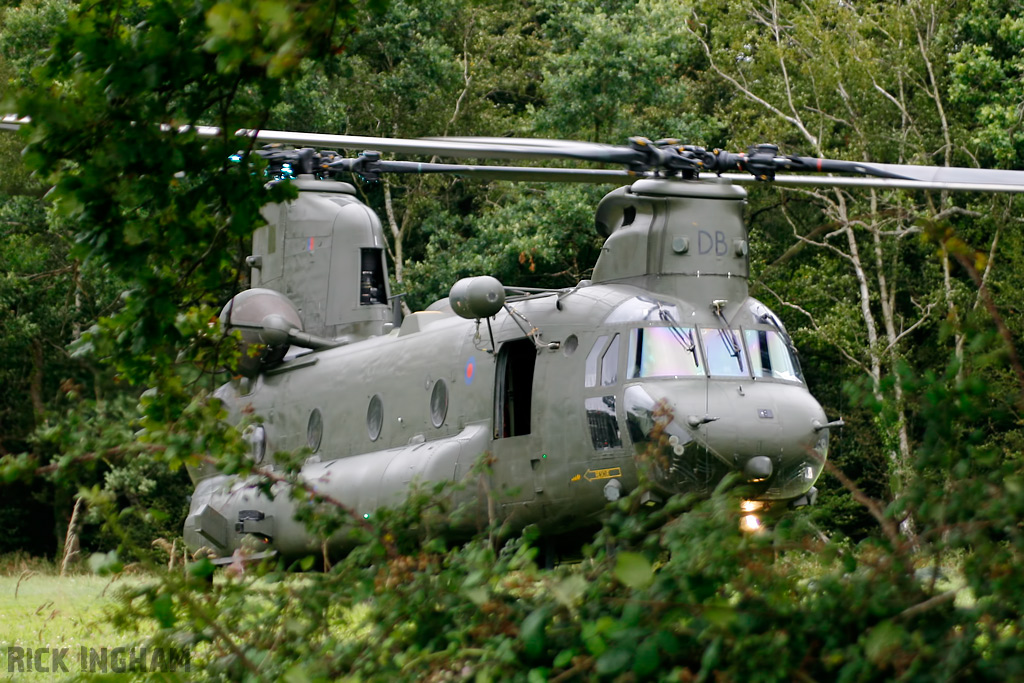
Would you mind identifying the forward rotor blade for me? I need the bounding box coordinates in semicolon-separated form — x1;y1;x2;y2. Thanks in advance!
860;162;1024;189
729;168;1024;194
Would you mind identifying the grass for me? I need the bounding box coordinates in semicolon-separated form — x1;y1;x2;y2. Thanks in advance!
0;560;148;682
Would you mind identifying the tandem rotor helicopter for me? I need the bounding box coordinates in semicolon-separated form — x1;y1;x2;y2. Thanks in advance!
7;115;1024;561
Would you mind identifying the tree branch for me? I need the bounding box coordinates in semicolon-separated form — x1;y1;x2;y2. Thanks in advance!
757;283;871;377
819;456;903;551
686;11;819;149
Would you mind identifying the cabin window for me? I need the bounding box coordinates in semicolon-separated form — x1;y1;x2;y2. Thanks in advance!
495;339;536;438
243;424;267;464
367;394;384;441
562;334;579;356
307;409;323;452
430;379;449;428
586;396;621;450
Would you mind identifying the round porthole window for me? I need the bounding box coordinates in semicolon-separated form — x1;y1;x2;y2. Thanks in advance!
430;379;448;428
367;394;384;441
307;408;323;452
563;334;579;356
243;424;267;464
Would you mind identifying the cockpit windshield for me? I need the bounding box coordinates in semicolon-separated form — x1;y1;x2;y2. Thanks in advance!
628;327;703;378
627;326;804;381
745;329;803;382
700;327;747;377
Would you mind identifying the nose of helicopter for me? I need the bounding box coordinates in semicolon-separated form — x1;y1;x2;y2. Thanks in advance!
624;380;829;502
706;380;829;498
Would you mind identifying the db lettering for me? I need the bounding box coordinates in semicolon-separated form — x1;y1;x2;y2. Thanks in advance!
698;230;728;256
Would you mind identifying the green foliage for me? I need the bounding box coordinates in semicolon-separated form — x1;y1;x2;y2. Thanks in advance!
0;0;70;88
948;1;1024;167
0;0;375;559
91;451;192;562
535;0;719;144
403;183;605;308
96;376;1024;680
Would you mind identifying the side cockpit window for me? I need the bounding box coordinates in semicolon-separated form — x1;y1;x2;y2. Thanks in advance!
585;334;621;388
601;334;620;386
585;334;623;450
745;329;803;382
585;335;607;388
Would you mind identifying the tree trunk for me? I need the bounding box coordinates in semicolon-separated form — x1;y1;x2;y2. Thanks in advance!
30;338;45;422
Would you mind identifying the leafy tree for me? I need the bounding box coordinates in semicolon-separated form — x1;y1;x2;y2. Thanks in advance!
535;0;720;144
270;0;555;300
948;0;1024;168
684;0;1024;538
0;0;380;558
403;182;608;308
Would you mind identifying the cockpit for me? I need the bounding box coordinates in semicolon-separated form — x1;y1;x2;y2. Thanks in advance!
581;295;826;504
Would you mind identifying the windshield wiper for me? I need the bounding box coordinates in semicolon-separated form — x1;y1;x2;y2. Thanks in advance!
659;310;700;367
710;303;743;369
659;309;700;366
678;329;700;367
760;312;793;346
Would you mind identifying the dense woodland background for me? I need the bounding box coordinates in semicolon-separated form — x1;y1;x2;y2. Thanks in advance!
2;0;1024;679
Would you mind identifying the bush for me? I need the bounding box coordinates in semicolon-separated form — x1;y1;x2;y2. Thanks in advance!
97;343;1024;681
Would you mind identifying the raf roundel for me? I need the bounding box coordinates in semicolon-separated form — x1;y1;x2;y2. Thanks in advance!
465;356;475;386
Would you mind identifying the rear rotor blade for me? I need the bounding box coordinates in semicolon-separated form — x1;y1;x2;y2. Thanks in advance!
233;129;645;166
362;162;640;183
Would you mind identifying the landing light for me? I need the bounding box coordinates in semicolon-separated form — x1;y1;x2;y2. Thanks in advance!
740;500;765;533
740;514;762;532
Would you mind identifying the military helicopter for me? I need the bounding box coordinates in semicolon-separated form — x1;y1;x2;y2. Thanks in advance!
7;115;1020;560
161;128;1024;562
